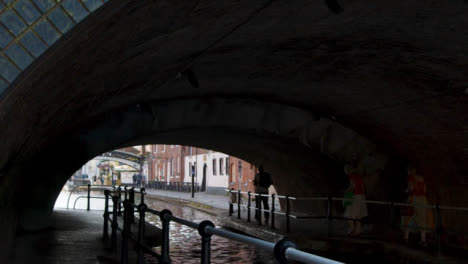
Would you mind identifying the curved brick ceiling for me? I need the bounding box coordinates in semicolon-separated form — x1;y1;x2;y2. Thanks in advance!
0;0;107;93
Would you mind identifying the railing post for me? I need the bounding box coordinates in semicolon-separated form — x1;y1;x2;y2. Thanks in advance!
87;183;91;211
237;190;241;219
271;194;275;229
140;187;145;204
257;194;262;226
103;190;110;239
273;238;297;264
129;188;135;224
247;192;251;222
137;203;147;264
124;186;128;202
327;195;333;237
435;203;442;257
286;196;290;233
198;220;215;264
160;209;172;264
111;195;119;250
118;186;122;216
229;189;233;216
120;201;131;264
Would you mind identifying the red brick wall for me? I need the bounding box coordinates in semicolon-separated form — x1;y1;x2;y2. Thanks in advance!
228;156;256;193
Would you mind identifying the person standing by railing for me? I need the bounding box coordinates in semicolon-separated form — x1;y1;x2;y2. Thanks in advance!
254;165;272;224
344;164;368;236
403;167;433;247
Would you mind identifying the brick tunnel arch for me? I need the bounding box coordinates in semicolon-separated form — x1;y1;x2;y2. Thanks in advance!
12;97;391;231
0;0;467;258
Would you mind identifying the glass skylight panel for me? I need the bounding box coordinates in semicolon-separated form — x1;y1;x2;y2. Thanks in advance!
3;0;15;7
19;30;47;57
48;7;73;33
4;42;33;69
0;56;20;82
34;18;60;45
14;0;42;25
0;78;8;94
0;26;13;49
82;0;102;12
61;0;89;23
34;0;57;13
0;1;5;13
0;9;28;36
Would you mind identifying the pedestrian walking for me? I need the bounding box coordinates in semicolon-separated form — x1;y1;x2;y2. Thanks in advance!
343;164;367;236
254;165;272;224
100;176;104;186
132;173;137;188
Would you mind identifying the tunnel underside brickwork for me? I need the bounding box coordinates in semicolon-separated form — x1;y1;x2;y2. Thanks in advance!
0;0;467;259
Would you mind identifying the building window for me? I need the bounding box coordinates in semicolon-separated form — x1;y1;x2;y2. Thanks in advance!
162;145;166;152
238;160;242;179
162;163;165;177
212;159;217;175
220;158;224;175
189;146;192;156
226;157;229;175
177;156;180;174
171;145;174;149
170;158;173;177
154;145;158;153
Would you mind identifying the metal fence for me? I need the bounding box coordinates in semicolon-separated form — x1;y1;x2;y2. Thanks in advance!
101;186;343;264
226;189;468;256
145;181;202;192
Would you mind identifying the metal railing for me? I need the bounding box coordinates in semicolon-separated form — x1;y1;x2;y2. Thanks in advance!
145;181;202;192
66;184;115;210
227;189;468;256
102;187;343;264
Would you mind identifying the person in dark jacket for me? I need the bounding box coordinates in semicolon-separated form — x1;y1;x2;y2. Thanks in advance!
254;165;272;224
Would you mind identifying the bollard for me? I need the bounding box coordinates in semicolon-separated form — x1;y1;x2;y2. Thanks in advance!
140;187;145;204
198;220;215;264
237;190;241;219
271;194;275;229
247;192;251;222
117;186;122;216
228;189;233;216
111;195;119;250
137;203;147;264
160;209;172;264
103;190;110;239
286;196;291;233
87;183;91;211
327;195;333;237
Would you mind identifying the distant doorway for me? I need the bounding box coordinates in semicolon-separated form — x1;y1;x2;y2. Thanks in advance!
202;164;207;192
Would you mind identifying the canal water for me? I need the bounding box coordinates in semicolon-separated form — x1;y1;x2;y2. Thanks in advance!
55;190;275;263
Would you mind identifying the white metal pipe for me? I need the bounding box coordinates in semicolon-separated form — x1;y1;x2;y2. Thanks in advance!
285;247;344;264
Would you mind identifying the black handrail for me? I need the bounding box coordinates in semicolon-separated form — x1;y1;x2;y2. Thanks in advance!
102;187;341;264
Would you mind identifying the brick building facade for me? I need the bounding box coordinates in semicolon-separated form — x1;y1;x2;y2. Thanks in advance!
145;144;257;194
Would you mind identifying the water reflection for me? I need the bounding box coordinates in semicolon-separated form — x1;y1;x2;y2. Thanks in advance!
144;199;275;264
55;191;275;263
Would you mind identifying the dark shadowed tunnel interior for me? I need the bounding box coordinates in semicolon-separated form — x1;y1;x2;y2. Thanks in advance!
0;0;467;262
